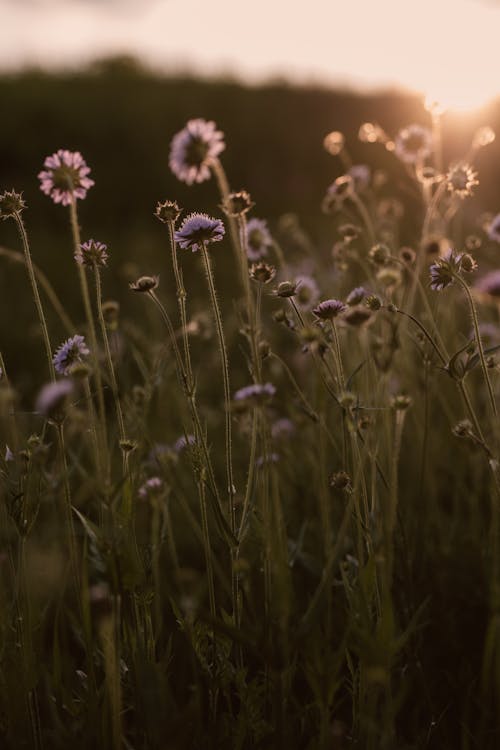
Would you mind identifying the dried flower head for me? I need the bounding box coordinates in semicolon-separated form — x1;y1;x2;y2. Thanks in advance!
35;379;74;420
129;275;159;292
246;217;273;260
330;470;352;492
221;190;254;217
169;118;225;184
38;150;94;205
369;243;391;266
488;214;500;243
452;419;475;440
155;200;182;224
249;262;276;284
275;281;297;298
429;248;463;291
175;213;225;252
338;223;361;243
53;335;90;376
394;125;432;164
323;131;345;155
75;239;108;267
376;266;402;288
0;189;26;220
313;299;346;320
295;275;320;310
446;163;478;199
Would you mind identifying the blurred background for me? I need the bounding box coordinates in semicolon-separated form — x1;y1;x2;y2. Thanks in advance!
1;0;500;387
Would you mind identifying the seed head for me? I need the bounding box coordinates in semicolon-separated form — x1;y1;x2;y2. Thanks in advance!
446;163;478;199
391;394;412;411
369;243;391;266
275;280;297;298
221;190;254;217
129;275;160;292
330;470;352;492
0;189;26;220
155;199;182;224
460;253;478;273
249;262;276;284
365;294;383;311
399;247;416;264
394;124;432;164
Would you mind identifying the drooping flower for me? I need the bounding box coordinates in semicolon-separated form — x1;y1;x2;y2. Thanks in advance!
75;239;108;267
245;217;273;260
429;248;463;291
38;150;94;205
53;335;90;376
35;379;74;419
394;125;432;164
169;118;225;184
129;275;160;293
175;213;225;252
294;275;320;311
488;214;500;243
313;299;346;320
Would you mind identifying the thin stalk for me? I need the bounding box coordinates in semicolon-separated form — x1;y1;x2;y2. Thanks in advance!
14;213;55;380
211;158;242;292
350;193;376;246
199;477;217;619
56;423;80;593
166;220;194;387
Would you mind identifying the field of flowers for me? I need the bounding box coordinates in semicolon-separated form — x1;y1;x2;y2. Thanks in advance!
1;73;500;748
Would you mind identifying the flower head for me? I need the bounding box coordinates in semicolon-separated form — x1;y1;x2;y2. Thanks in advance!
394;125;432;164
38;150;94;205
169;118;225;184
234;383;276;407
446;163;478;199
155;199;182;224
173;434;196;453
348;164;371;192
0;189;26;220
138;476;164;500
429;248;463;291
245;218;273;260
322;175;354;213
129;275;160;292
249;262;276;284
53;335;90;376
346;286;367;306
313;299;346;320
488;214;500;243
221;190;254;217
75;239;108;268
295;275;320;311
35;379;74;420
174;213;225;252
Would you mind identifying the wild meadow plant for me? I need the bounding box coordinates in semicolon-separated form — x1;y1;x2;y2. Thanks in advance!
1;109;500;749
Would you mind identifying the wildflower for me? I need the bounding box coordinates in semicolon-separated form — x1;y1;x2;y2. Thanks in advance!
174;434;196;453
429;248;463;291
138;476;164;500
38;150;94;205
330;470;352;492
275;281;297;298
313;299;346;320
221;190;254;217
446;163;478;199
169;118;225;184
323;131;345;156
53;335;90;376
155;199;182;224
394;125;432;164
234;383;276;406
256;453;280;467
0;189;26;220
488;214;500;243
460;253;478;273
346;286;367;306
376;266;402;288
365;294;383;311
348;164;371;192
474;270;500;298
75;239;108;267
295;275;320;311
399;247;416;264
271;417;295;440
246;217;273;260
249;262;276;284
322;175;354;213
129;275;160;292
369;243;391;266
175;213;225;252
35;379;74;419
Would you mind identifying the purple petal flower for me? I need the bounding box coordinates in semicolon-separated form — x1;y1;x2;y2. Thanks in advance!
53;335;90;376
38;149;94;206
138;476;164;500
295;275;320;311
234;383;276;404
175;213;225;252
474;269;500;298
169;119;225;185
245;218;273;260
75;239;108;267
429;248;463;291
173;434;196;454
313;299;346;320
35;379;74;418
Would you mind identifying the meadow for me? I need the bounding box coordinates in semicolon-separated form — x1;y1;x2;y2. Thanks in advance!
1;62;500;748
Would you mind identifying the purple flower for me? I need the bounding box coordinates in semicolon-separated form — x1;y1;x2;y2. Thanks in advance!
175;213;225;252
38;150;94;206
246;218;273;260
75;239;108;267
138;476;164;500
174;434;196;453
348;164;371;192
394;125;432;164
474;269;500;298
488;214;500;243
234;382;276;405
271;418;295;440
53;335;90;376
429;248;463;291
312;299;346;320
295;275;320;311
35;379;74;418
169;118;225;184
346;286;368;306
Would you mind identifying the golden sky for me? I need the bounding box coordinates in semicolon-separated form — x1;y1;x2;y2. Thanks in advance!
1;0;499;110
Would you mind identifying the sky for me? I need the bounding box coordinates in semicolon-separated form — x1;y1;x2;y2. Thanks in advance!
1;0;500;110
